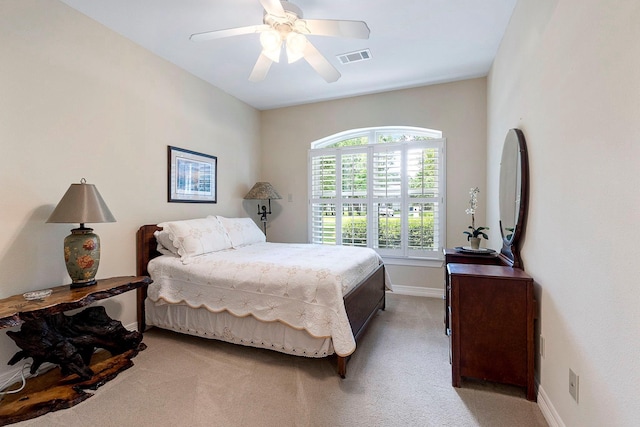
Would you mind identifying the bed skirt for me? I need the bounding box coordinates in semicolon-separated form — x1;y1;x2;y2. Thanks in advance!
145;300;335;358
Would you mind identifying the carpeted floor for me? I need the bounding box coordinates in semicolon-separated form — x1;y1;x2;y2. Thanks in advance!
14;294;548;426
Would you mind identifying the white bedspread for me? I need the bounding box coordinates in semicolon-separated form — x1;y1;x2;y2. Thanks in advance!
147;242;383;356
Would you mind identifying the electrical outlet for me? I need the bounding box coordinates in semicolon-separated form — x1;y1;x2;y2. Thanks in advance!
569;369;579;403
287;193;293;202
539;335;545;357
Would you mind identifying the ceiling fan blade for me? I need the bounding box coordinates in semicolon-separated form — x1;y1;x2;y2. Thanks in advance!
249;53;274;82
302;41;341;83
302;19;370;39
259;0;286;18
190;25;270;42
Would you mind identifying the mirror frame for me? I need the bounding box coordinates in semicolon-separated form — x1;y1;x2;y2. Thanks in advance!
499;128;529;269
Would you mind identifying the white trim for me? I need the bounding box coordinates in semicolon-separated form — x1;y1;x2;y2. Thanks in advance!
537;384;565;427
0;361;56;392
391;284;443;299
382;256;443;268
311;126;442;149
0;362;30;390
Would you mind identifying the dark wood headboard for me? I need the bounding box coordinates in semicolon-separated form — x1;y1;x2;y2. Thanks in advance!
135;224;163;331
136;224;163;277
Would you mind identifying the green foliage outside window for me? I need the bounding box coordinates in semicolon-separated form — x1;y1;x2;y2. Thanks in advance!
339;215;435;249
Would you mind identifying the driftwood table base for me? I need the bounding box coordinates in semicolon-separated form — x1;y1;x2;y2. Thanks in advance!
6;306;144;381
0;348;143;426
0;277;152;426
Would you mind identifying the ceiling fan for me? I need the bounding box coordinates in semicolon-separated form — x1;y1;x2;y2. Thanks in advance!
189;0;370;83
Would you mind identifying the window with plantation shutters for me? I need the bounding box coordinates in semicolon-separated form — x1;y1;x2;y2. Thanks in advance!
309;127;446;262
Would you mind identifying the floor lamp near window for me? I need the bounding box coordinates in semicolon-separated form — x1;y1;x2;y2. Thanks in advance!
244;182;281;238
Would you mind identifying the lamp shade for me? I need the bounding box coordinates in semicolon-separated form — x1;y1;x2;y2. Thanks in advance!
47;179;116;225
244;182;282;200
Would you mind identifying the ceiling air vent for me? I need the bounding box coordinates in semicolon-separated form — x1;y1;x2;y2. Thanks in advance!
337;49;372;65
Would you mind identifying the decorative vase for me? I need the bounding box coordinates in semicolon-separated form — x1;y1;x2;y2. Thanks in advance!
64;227;100;287
469;237;481;250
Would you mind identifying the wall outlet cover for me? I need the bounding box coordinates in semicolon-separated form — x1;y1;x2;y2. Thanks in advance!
569;368;579;403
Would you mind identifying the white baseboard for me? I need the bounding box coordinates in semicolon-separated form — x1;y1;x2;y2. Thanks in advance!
0;363;25;391
390;284;443;299
0;361;56;393
537;384;565;427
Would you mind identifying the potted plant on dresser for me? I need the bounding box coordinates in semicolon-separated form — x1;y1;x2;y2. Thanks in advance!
464;187;489;249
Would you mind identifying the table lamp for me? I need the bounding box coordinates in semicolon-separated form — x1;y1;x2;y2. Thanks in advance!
46;178;116;288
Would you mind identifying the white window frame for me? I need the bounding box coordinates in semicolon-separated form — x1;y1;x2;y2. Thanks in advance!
308;126;446;265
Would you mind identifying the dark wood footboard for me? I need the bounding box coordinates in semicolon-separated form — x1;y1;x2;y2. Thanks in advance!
337;263;386;377
345;264;386;339
135;224;385;378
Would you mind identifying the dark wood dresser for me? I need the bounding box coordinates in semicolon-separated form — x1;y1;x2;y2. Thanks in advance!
443;248;505;335
446;263;535;401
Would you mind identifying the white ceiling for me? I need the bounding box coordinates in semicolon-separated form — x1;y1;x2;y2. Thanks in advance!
59;0;517;111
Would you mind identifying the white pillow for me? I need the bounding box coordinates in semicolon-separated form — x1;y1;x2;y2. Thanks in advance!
154;230;178;255
157;217;232;263
215;216;265;247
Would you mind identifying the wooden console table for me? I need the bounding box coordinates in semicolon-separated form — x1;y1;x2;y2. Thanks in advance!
0;276;151;329
0;276;152;425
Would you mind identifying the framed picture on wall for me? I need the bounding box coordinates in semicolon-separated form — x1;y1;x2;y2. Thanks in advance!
168;146;217;203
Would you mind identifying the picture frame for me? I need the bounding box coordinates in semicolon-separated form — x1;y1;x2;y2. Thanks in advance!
168;146;217;203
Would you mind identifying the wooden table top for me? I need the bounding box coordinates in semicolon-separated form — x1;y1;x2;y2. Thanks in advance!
447;263;532;279
0;276;152;329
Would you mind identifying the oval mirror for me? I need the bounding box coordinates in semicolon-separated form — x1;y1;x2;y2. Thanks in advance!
498;129;528;268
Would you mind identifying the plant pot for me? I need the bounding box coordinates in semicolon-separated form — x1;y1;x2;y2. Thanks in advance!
469;237;481;250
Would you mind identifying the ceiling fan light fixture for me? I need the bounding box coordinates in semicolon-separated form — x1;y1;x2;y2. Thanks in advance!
262;47;282;63
285;48;303;64
285;32;307;63
260;29;282;62
190;0;369;82
260;29;282;50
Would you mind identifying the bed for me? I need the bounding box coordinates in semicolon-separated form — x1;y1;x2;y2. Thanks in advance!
135;216;387;377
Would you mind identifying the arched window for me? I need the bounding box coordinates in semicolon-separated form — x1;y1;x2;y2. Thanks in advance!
308;126;446;262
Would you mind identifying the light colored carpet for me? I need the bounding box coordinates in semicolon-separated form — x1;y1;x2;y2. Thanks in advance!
14;294;547;426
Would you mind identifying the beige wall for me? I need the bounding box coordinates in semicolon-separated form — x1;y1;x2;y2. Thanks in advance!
10;3;637;424
487;0;640;425
261;79;488;292
0;1;260;377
